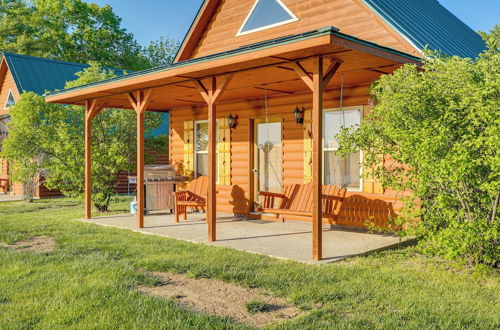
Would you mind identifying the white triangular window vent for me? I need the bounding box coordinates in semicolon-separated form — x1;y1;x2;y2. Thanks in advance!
237;0;298;36
4;90;15;109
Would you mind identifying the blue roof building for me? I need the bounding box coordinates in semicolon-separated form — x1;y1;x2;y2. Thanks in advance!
1;52;127;96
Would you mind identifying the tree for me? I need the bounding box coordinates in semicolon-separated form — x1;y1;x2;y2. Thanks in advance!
1;64;167;210
0;0;177;70
336;45;499;266
142;36;180;68
1;1;181;71
479;24;499;53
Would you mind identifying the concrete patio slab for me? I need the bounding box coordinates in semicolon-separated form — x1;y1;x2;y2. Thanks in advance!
87;212;405;264
0;194;25;202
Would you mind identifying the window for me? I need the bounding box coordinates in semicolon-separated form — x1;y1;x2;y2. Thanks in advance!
4;91;15;109
194;121;219;181
323;108;362;191
0;116;9;142
0;116;9;168
237;0;298;36
256;121;282;193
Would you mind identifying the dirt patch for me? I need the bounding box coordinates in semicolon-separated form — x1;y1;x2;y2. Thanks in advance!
2;236;55;253
139;272;303;328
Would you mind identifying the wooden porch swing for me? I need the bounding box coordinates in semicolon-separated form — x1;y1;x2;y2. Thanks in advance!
258;183;347;223
255;72;348;224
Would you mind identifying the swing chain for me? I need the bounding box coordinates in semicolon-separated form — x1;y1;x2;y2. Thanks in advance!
264;85;271;144
340;73;345;127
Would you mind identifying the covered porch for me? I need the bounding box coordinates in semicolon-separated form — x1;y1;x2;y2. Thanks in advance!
46;27;420;261
87;212;405;264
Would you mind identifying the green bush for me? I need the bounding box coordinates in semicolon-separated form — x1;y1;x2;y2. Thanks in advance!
337;42;499;266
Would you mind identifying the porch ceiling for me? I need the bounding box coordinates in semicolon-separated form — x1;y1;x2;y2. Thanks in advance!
45;27;420;111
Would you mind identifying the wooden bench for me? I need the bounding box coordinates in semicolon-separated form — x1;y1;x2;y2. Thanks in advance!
0;174;8;193
258;183;347;223
174;176;208;222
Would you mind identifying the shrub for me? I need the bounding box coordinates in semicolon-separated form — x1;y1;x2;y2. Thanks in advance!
336;44;499;266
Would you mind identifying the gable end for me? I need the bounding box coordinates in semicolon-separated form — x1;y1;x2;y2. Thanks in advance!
0;58;20;116
176;0;486;62
175;0;422;62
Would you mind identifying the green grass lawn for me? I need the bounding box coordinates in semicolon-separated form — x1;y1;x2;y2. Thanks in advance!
0;198;498;329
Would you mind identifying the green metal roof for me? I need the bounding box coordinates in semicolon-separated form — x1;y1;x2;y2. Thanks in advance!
2;52;127;95
361;0;486;58
46;27;421;98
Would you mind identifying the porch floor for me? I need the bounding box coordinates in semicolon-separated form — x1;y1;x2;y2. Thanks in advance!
86;212;405;264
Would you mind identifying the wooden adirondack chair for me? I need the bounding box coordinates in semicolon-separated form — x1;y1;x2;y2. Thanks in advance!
259;183;347;224
174;176;209;222
0;174;9;193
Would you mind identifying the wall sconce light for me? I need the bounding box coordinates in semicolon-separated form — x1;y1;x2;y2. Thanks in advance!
294;106;305;124
227;113;238;129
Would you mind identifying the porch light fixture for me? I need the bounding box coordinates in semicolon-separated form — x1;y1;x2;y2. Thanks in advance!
227;113;238;129
293;106;305;124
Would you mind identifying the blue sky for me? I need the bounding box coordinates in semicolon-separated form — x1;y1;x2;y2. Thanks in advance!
86;0;499;47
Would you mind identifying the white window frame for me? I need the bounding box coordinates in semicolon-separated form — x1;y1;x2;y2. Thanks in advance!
322;106;363;192
194;120;219;184
3;90;15;110
236;0;299;37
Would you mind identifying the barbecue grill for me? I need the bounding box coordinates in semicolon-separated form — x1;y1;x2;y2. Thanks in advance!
129;165;189;213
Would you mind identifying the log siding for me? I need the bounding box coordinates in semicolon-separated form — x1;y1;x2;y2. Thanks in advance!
170;84;404;227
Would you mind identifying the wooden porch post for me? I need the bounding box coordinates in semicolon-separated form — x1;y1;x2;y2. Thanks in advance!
312;57;324;261
136;110;146;229
195;75;233;242
292;57;341;261
84;99;102;219
128;90;153;228
207;77;217;242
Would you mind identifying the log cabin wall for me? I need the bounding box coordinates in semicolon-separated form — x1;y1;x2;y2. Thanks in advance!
0;66;17;194
115;151;169;194
37;184;61;198
0;66;19;117
0;68;60;198
169;84;404;227
181;0;419;61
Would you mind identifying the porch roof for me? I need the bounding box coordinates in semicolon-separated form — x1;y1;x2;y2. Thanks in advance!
45;27;420;111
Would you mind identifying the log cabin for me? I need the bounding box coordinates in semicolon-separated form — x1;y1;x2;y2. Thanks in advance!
0;52;168;198
45;0;486;260
0;52;114;197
